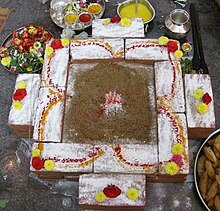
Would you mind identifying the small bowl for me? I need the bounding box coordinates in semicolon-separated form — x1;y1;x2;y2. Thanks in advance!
117;0;155;24
88;3;103;15
64;12;78;24
79;12;93;24
194;128;220;211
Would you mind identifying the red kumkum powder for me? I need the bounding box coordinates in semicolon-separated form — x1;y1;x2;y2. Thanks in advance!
79;13;92;23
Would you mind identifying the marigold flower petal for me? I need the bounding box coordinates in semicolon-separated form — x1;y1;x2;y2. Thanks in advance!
95;192;106;203
127;188;139;201
102;18;111;25
172;144;184;155
174;50;183;59
1;56;12;67
165;161;179;175
16;80;27;89
196;102;209;114
45;47;54;56
26;66;33;72
32;148;41;157
158;36;169;45
44;159;55;171
61;38;70;46
120;18;132;27
193;89;204;100
13;101;23;110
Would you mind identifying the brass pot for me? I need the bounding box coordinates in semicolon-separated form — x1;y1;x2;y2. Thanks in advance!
165;9;191;39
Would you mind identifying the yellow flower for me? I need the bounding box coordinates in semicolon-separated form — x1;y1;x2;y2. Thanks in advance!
61;38;70;46
120;18;132;27
193;89;204;100
165;162;179;175
1;56;12;67
28;26;36;34
38;57;44;63
158;36;169;45
174;50;183;59
29;47;35;53
127;188;139;201
102;18;111;25
32;148;41;157
26;66;33;72
16;80;27;89
45;47;54;56
95;192;106;203
44;160;55;171
13;101;23;110
196;103;208;114
67;4;73;11
172;144;184;155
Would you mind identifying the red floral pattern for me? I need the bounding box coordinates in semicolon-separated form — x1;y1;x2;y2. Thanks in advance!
103;185;122;198
13;89;27;101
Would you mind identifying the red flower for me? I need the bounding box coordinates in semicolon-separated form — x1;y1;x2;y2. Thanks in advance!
110;16;121;23
32;157;44;170
13;89;27;101
103;185;122;198
203;92;212;105
171;155;183;168
51;39;63;49
167;41;178;53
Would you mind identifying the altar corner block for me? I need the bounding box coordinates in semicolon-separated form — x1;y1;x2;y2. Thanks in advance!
79;173;146;209
184;74;215;139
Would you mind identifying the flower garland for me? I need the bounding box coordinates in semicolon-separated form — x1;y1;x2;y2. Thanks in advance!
0;24;52;73
158;36;183;59
31;143;55;171
102;15;132;27
12;80;28;110
193;88;212;114
94;184;139;203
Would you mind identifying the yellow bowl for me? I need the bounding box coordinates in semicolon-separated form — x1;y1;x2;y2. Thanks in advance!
117;0;155;24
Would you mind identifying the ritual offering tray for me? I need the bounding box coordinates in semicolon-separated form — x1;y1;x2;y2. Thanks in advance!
50;0;105;30
0;24;52;74
194;129;220;211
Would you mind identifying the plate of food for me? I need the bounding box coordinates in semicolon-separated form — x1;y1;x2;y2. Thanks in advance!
194;128;220;211
0;24;52;74
50;0;105;31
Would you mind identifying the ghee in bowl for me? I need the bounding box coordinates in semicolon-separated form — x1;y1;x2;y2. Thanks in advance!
119;2;153;23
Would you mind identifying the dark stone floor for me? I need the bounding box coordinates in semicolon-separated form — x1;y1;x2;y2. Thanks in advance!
0;0;219;210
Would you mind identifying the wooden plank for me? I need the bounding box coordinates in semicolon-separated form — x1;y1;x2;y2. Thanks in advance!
0;7;11;33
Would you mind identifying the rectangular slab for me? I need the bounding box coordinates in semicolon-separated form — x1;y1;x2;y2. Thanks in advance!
30;143;93;174
155;61;185;113
93;144;158;174
41;39;69;87
125;39;178;63
8;74;40;137
92;18;144;38
158;112;189;176
70;38;124;62
184;74;215;139
79;173;146;209
33;87;65;142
